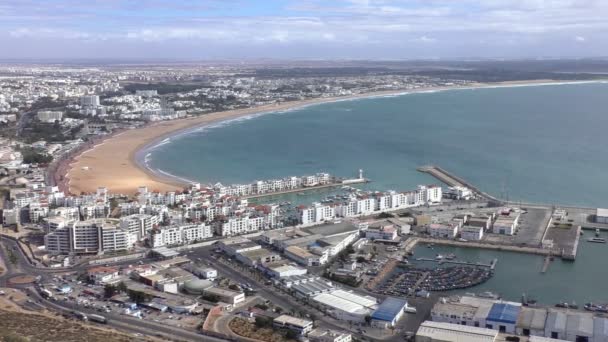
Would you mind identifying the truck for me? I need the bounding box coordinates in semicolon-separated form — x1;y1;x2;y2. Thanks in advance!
72;311;88;321
88;314;108;324
38;288;53;299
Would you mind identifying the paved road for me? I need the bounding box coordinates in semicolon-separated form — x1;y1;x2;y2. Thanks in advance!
0;236;229;341
188;246;402;342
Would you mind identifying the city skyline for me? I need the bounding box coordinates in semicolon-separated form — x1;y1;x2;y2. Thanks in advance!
1;0;608;60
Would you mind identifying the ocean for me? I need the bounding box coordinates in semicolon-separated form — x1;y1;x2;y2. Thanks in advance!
147;81;608;304
148;81;608;208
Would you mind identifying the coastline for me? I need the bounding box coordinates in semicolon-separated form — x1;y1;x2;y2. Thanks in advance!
64;79;606;195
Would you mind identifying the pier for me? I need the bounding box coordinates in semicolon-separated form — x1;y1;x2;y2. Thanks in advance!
417;165;503;203
242;178;369;199
415;257;498;270
417;238;554;256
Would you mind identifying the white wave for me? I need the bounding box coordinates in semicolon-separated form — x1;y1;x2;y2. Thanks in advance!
155;168;196;184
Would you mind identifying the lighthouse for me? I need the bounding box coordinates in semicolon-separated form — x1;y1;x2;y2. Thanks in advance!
359;169;364;180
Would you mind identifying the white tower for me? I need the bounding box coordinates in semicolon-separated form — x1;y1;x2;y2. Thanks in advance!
359;169;363;180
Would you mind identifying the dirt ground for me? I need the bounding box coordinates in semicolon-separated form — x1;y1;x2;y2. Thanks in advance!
0;288;150;342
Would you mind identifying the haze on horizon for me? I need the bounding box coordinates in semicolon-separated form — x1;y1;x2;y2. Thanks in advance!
1;0;607;60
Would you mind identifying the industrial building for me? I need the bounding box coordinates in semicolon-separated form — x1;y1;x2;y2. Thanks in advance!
202;287;245;305
431;296;608;342
485;303;521;333
596;208;608;224
308;329;352;342
370;297;408;328
516;307;548;337
311;289;377;323
273;314;314;336
416;321;498;342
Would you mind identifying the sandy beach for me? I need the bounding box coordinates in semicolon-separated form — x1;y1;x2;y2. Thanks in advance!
64;79;601;195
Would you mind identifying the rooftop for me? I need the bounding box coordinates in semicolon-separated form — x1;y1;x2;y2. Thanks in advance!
486;303;521;324
274;314;312;328
416;321;498;342
304;221;359;237
312;292;370;315
597;208;608;218
371;297;408;322
516;307;548;330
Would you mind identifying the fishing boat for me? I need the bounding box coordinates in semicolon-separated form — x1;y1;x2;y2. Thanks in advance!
445;253;456;260
435;254;444;260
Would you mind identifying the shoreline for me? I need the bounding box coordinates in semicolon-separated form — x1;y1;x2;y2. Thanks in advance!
64;79;606;195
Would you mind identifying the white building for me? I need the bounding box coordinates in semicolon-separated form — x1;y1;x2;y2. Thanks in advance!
37;110;63;123
80;95;100;107
311;290;377;323
273;315;314;336
149;223;212;247
308;329;352;342
299;203;336;225
416;321;498;342
428;223;459;239
120;214;159;240
493;214;520;235
595;209;608;224
460;226;484;241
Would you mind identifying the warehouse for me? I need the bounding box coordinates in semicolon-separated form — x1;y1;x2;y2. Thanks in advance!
565;312;593;342
516;307;548;337
311;290;377;323
415;321;498;342
485;303;521;333
273;314;313;336
370;297;408;328
595;208;608;224
545;310;567;340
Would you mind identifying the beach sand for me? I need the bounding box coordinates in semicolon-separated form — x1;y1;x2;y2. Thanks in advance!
64;79;595;195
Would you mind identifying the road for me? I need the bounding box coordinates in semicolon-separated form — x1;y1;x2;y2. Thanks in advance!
188;246;402;342
0;235;230;341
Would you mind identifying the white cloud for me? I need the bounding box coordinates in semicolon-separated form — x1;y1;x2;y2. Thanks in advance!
412;36;436;43
575;36;586;42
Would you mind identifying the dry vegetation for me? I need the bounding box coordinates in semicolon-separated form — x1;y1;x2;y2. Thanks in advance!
0;308;145;342
229;317;296;342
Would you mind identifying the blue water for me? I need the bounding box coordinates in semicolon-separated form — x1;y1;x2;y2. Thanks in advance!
149;82;608;208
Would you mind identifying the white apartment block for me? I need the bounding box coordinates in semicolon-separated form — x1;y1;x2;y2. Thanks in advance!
149;223;212;247
45;218;134;255
37;110;63;123
215;215;267;236
299;203;336;225
120;214;159;240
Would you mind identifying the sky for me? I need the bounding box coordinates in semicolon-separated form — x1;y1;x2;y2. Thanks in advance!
0;0;607;60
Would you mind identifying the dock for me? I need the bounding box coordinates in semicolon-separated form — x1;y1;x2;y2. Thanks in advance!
416;257;497;270
417;165;503;203
242;178;369;199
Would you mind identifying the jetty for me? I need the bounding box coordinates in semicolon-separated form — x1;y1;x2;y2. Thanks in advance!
416;257;498;270
417;165;503;203
242;178;369;199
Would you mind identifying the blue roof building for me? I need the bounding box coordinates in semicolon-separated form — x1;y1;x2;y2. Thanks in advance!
371;297;408;328
486;303;521;333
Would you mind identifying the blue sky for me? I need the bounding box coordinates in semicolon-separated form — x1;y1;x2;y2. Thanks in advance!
1;0;607;59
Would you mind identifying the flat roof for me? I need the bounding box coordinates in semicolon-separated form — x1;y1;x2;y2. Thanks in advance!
516;307;548;330
566;313;594;336
487;303;520;324
546;310;567;332
417;321;497;342
597;208;608;218
312;293;370;315
330;289;377;309
371;297;408;322
304;221;359;237
274;314;312;328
